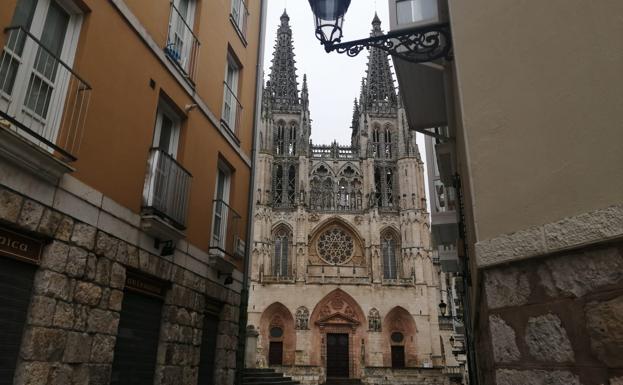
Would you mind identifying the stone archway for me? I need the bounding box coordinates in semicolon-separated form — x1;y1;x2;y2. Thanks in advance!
383;306;418;367
259;302;296;366
309;289;366;379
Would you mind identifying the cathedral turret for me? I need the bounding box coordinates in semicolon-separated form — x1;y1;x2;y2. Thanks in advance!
364;14;398;114
266;10;300;112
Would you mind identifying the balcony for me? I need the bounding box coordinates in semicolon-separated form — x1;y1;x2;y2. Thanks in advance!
230;0;249;42
0;26;91;182
221;81;242;138
442;366;463;379
208;199;245;274
141;148;192;240
165;2;200;83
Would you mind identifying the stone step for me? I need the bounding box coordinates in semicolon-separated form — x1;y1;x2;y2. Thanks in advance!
323;379;363;385
242;368;299;385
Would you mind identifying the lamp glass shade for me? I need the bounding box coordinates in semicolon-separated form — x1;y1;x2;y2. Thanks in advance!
438;300;447;314
308;0;351;45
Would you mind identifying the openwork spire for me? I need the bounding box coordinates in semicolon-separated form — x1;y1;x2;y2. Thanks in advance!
267;9;300;110
364;14;397;113
351;98;360;133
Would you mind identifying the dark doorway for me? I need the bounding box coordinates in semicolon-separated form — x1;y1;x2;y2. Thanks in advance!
269;341;283;365
197;305;221;385
391;346;405;368
326;333;349;377
111;291;163;385
0;257;36;385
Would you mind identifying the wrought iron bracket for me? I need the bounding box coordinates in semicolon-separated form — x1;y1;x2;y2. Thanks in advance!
319;23;453;64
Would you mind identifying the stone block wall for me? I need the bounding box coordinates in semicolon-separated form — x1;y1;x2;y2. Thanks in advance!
478;241;623;385
0;184;242;385
361;367;451;385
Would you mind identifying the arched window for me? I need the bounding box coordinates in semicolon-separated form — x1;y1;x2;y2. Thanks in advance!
384;127;392;158
371;124;394;159
287;165;296;204
288;122;297;156
274;165;283;205
273;227;291;276
374;166;396;208
381;230;400;279
274;121;286;155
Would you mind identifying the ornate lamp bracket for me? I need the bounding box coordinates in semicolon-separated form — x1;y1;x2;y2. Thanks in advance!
318;23;453;64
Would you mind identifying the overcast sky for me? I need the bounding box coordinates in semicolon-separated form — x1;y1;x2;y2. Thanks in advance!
262;0;391;145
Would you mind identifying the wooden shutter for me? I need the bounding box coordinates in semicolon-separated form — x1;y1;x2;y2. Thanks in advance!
197;300;222;385
110;291;163;385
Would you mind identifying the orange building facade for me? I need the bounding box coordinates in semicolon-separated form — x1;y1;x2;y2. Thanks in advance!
0;0;265;384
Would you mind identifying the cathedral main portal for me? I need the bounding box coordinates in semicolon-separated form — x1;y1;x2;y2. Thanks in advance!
326;333;349;377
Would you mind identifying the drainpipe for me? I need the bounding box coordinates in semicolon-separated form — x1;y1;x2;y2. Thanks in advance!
236;0;267;383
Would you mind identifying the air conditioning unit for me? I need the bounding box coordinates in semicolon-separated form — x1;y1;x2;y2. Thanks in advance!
435;141;456;186
234;238;246;258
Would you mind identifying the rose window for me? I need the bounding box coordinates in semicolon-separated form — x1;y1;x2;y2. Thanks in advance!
316;228;354;265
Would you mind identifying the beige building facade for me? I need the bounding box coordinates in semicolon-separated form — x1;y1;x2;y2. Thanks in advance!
389;0;623;384
0;0;266;384
247;12;461;385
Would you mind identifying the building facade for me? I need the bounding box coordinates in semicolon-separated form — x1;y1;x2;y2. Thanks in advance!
0;0;265;384
388;0;623;384
247;12;461;385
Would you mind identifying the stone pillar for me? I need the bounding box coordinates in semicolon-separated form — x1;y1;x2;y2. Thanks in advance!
244;325;259;368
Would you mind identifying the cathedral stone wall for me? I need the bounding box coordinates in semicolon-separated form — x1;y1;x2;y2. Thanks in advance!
247;11;457;385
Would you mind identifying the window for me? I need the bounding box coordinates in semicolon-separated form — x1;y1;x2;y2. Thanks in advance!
222;54;241;134
152;101;181;157
230;0;248;39
374;165;396;208
166;0;197;76
273;226;290;276
382;230;400;279
396;0;439;26
211;164;232;249
272;162;297;207
0;0;84;143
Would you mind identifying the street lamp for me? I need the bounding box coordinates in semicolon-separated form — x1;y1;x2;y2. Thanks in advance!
438;299;447;316
307;0;452;63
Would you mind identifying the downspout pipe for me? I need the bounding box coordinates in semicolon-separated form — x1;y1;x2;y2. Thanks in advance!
236;0;267;383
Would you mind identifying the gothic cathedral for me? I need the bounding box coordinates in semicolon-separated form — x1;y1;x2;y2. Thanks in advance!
247;11;456;385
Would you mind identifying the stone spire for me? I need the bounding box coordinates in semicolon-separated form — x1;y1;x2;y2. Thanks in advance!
267;9;300;110
364;14;397;112
351;98;360;133
301;74;309;107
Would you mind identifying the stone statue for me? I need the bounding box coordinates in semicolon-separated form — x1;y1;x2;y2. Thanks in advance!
295;306;309;330
368;308;381;332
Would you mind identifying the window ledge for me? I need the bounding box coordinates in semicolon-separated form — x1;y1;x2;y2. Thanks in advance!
229;15;248;47
0;125;74;184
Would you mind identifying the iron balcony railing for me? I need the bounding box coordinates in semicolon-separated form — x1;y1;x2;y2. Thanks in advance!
222;81;242;137
0;26;91;162
165;2;200;82
230;0;249;40
209;199;245;259
142;148;192;229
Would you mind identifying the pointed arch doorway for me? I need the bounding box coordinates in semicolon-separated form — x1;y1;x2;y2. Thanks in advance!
311;289;366;380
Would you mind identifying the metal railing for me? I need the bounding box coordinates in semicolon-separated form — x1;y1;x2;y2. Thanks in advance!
442;366;463;377
166;2;200;82
0;26;91;162
230;0;249;40
222;81;242;137
209;199;245;259
142;148;192;229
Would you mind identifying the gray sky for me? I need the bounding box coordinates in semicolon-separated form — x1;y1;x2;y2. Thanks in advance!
263;0;390;145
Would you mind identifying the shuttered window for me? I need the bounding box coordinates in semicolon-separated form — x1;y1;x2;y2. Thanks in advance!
0;257;36;385
111;291;163;385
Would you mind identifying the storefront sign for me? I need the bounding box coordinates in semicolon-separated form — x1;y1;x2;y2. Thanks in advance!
125;270;167;298
0;226;44;264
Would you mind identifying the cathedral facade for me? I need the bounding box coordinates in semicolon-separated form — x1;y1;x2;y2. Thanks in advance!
247;12;457;385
